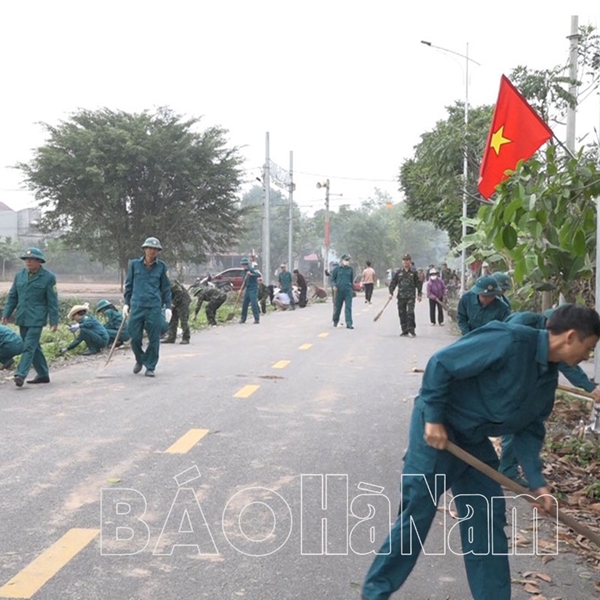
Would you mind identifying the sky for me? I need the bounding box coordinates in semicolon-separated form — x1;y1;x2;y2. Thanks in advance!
1;1;599;217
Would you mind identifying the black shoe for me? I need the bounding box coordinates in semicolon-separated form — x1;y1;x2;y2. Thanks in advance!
409;331;416;337
180;339;190;345
253;320;260;324
27;376;50;384
1;358;15;370
346;326;354;329
333;322;338;328
14;375;24;387
145;369;155;377
400;332;409;337
133;362;143;374
82;349;99;356
161;338;175;344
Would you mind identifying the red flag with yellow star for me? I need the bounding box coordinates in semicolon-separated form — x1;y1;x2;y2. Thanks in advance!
478;75;553;199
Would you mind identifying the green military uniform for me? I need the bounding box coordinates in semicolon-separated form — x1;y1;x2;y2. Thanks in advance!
457;290;511;335
99;306;130;345
164;280;191;343
331;255;354;328
363;321;564;600
65;314;109;354
194;286;227;325
278;269;295;309
124;252;172;373
389;266;422;335
240;260;261;324
0;324;23;369
2;249;59;383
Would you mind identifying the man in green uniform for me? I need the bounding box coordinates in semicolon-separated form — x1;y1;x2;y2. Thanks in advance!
123;237;172;377
493;271;513;310
162;280;191;344
278;264;295;310
0;324;23;371
362;305;600;600
240;257;261;324
388;253;422;337
2;247;59;387
60;304;109;355
96;299;130;346
331;253;354;329
457;274;510;335
500;308;600;484
193;285;227;326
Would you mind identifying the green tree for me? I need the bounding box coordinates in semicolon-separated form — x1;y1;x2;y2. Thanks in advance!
17;107;245;275
0;236;19;279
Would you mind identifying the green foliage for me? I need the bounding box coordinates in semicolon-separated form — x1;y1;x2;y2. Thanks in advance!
16;107;245;272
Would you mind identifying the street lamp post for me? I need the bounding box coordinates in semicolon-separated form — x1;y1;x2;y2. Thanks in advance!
421;41;480;295
317;179;330;287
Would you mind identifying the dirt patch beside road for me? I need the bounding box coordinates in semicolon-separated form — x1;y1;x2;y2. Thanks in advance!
0;281;124;301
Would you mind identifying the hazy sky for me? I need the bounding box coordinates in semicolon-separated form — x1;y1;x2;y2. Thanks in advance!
1;1;598;216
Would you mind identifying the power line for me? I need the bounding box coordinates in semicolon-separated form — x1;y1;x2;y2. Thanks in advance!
293;170;398;183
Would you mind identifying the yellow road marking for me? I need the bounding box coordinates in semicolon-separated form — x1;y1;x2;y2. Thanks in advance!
0;528;99;598
165;428;210;454
318;333;329;338
233;384;260;398
272;360;291;369
299;343;313;350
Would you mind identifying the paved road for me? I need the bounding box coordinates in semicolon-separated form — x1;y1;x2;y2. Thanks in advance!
0;291;597;599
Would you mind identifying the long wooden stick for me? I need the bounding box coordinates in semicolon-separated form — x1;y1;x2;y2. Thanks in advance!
102;316;127;369
373;297;392;322
446;440;600;547
557;383;595;400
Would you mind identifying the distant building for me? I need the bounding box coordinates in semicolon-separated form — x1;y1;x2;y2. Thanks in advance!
0;202;43;244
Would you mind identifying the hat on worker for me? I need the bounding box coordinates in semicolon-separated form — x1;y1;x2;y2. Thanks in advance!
429;268;438;275
96;299;114;312
141;236;162;250
402;253;411;261
492;272;512;291
20;247;45;263
68;303;90;320
471;275;501;297
240;257;250;265
340;253;351;260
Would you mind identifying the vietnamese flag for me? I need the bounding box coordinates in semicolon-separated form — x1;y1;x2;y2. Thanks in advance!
478;75;553;199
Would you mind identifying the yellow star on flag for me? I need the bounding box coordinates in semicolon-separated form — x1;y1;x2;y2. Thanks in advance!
490;125;511;155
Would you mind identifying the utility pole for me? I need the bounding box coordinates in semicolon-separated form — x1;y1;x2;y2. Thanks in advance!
566;15;579;153
317;179;330;287
288;151;294;270
263;132;271;285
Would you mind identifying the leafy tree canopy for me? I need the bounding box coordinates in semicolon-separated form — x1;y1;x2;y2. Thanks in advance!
17;107;245;271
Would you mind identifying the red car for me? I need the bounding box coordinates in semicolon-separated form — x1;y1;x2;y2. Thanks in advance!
210;268;246;292
353;276;363;292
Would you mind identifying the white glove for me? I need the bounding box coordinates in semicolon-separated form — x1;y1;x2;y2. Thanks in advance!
122;305;129;318
165;308;172;322
69;324;80;333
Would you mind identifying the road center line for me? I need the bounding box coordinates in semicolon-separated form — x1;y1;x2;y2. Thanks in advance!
0;528;99;599
299;343;313;350
165;428;210;454
272;360;291;369
318;333;329;338
233;384;260;398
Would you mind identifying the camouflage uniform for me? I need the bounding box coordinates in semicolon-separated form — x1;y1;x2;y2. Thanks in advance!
164;280;191;343
389;268;423;335
257;282;271;314
194;286;227;325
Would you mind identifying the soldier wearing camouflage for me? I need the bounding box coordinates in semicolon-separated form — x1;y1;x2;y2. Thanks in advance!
194;286;227;326
163;280;191;344
388;253;423;336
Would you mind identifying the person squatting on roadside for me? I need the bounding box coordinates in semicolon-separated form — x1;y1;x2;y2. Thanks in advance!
0;324;23;371
293;269;308;308
2;247;59;387
361;304;600;600
123;237;172;377
96;299;130;346
278;264;295;310
457;275;511;335
240;257;261;324
60;304;109;356
331;253;354;329
426;268;447;326
361;261;376;304
388;253;422;337
193;285;227;326
162;279;191;345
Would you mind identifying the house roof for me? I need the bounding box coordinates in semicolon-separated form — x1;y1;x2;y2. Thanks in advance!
0;201;14;211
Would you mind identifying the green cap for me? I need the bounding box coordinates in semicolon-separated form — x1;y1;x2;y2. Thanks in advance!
96;299;114;312
471;275;500;297
142;237;162;250
20;247;45;263
492;272;512;291
241;257;250;265
340;253;351;260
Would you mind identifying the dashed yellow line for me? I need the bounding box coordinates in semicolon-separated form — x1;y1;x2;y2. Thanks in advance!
272;360;291;369
318;332;329;338
165;428;210;454
0;528;99;598
234;384;260;398
299;343;313;350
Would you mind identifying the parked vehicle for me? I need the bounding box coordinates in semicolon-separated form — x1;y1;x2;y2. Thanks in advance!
208;268;246;291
